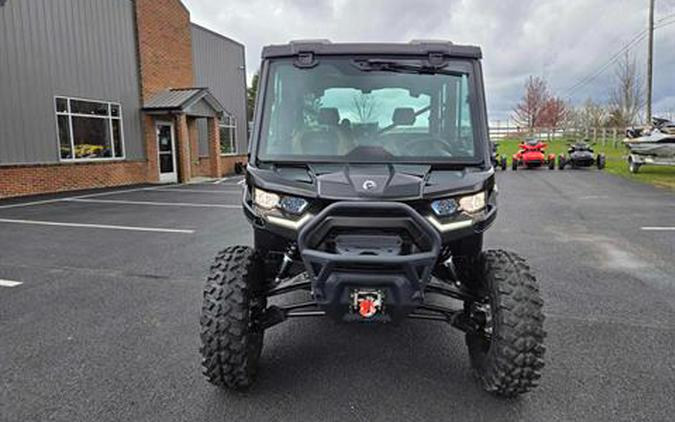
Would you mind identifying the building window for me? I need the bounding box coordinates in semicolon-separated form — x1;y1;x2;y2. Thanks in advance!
55;96;124;160
219;114;236;155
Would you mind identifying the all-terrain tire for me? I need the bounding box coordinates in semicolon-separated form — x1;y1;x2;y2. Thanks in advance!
500;156;507;171
511;159;518;171
465;249;546;397
558;155;566;170
200;245;266;390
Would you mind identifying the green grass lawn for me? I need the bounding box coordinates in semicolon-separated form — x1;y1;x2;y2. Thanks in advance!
495;138;675;190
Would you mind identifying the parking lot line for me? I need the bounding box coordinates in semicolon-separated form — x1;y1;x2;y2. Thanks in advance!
64;198;242;208
0;279;23;288
641;226;675;231
152;188;241;194
0;185;166;210
0;218;195;234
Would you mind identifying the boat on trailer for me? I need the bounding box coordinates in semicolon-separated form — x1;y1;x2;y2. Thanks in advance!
624;118;675;173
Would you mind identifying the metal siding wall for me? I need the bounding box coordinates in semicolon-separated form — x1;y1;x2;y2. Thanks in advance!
191;26;247;157
0;0;143;164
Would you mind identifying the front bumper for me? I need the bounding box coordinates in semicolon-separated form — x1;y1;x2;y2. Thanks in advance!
571;157;595;166
523;159;544;167
297;201;441;322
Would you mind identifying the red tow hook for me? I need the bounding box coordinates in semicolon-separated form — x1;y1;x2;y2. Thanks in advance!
359;298;377;318
353;290;383;318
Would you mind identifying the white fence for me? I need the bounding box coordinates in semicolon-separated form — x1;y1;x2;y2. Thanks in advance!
489;126;625;146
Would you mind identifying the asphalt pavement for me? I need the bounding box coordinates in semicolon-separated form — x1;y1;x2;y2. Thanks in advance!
1;171;674;422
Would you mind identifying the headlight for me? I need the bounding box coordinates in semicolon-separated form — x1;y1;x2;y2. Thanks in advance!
431;198;459;217
253;187;308;215
253;187;280;209
279;196;308;215
458;191;486;213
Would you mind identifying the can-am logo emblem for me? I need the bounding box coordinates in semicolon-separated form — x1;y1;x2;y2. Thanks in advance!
362;180;377;191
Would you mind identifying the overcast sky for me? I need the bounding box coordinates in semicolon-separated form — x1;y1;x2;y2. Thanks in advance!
184;0;675;122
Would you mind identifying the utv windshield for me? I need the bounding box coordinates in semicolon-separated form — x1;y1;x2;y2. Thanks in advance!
257;57;481;163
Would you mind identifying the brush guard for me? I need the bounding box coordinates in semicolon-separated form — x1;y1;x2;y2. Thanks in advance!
295;201;442;322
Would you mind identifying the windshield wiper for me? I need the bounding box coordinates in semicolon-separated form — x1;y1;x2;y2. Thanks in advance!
352;59;464;76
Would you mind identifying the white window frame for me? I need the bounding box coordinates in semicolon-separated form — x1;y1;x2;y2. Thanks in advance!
219;114;237;156
54;95;125;162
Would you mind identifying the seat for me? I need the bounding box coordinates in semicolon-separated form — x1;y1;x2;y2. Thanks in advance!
298;108;341;155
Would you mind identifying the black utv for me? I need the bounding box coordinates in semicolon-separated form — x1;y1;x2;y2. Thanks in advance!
491;141;507;170
558;140;606;170
199;40;545;397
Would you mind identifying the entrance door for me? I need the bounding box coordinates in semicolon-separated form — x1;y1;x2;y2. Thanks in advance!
156;122;177;183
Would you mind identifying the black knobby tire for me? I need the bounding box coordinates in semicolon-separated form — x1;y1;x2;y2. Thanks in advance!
558;155;566;170
200;246;266;390
465;250;546;397
548;158;555;170
500;156;507;171
597;154;606;170
511;159;518;171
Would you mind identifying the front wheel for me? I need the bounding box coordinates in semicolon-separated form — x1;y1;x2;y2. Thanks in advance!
597;154;606;170
558;155;566;170
465;250;546;397
628;157;640;174
511;159;518;171
500;156;507;171
200;246;266;390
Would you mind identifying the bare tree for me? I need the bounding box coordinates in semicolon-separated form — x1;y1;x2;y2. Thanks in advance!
540;97;570;130
512;76;550;130
351;93;378;123
607;53;644;127
574;98;608;129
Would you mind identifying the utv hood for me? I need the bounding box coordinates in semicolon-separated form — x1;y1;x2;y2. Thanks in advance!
248;163;493;201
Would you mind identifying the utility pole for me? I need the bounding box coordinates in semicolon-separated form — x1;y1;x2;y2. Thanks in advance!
646;0;655;124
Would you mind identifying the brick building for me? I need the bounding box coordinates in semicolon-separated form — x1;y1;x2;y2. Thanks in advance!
0;0;248;198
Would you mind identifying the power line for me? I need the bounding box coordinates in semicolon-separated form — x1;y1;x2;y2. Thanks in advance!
564;12;675;98
656;12;675;23
564;31;647;96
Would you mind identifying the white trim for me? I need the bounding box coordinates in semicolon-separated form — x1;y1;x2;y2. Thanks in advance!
51;157;129;164
156;121;178;183
219;113;237;155
266;213;313;230
641;227;675;231
0;218;195;234
426;215;473;232
54;95;125;162
56;112;122;119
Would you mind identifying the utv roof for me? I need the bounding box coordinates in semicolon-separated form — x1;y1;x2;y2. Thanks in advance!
261;40;482;59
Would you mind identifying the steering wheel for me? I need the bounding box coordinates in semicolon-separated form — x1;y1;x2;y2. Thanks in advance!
401;137;454;156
